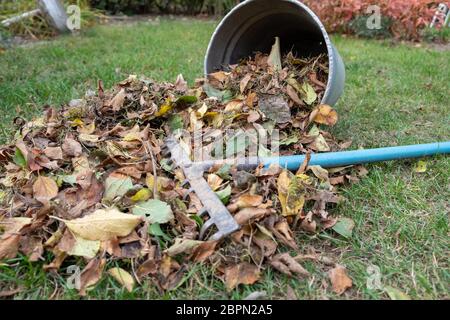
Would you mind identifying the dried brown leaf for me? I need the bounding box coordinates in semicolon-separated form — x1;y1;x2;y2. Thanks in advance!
33;176;58;204
79;257;106;296
329;265;352;295
224;262;260;291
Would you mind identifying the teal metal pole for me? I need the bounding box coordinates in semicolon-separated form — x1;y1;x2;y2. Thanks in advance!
261;142;450;171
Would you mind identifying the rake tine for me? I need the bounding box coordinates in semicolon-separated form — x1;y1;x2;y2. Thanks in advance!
198;207;208;218
183;187;194;200
180;179;190;188
163;135;240;241
199;219;215;240
161;148;171;157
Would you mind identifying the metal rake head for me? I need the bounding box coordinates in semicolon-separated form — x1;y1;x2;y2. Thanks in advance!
162;136;240;241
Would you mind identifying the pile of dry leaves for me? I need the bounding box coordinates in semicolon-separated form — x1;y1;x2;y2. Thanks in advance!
0;40;366;297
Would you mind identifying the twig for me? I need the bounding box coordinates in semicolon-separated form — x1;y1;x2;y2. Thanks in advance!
144;141;159;200
131;258;142;286
1;9;41;27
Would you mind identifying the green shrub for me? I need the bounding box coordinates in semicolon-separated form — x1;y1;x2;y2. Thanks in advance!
421;26;450;43
88;0;239;15
89;0;156;14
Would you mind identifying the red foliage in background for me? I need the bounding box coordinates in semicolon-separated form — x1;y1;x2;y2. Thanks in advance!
301;0;449;40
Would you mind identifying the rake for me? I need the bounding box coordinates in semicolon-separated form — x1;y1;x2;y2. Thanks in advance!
163;137;450;241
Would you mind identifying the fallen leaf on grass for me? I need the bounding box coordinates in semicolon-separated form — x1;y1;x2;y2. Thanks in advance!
33;176;58;204
329;265;352;295
166;238;203;257
384;286;411;300
53;207;142;241
243;291;267;300
56;230;100;259
0;234;21;260
269;253;309;277
413;160;427;173
190;241;217;262
0;287;23;298
137;259;158;278
108;267;135;293
224;262;260;291
79;257;106;296
234;208;270;225
332;217;355;238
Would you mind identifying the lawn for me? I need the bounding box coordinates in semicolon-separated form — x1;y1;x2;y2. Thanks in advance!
0;18;449;300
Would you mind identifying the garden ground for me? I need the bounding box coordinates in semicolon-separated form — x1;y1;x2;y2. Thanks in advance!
0;18;448;300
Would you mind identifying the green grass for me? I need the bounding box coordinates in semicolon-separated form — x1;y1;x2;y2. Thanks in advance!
0;19;449;300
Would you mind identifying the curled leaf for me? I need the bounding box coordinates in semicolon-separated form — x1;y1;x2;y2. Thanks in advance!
108;267;135;293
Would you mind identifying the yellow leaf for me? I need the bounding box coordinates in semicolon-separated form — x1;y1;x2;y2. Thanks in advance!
123;132;140;142
78;122;96;134
277;171;310;217
54;207;142;241
131;188;151;202
313;104;338;126
156;99;173;117
286;174;308;216
277;170;292;216
413;160;427;173
196;103;208;118
33;176;58;204
71;118;84;127
146;174;172;192
108;267;135;293
207;174;223;191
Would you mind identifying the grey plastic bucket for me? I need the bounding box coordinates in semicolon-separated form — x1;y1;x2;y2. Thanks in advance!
204;0;345;106
38;0;70;33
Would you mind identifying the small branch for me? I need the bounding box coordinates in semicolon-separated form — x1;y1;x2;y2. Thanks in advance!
1;9;42;27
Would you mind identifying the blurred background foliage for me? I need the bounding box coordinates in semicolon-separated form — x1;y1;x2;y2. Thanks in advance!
0;0;448;45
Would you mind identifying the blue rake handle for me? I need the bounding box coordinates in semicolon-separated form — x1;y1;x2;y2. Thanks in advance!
199;142;450;171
